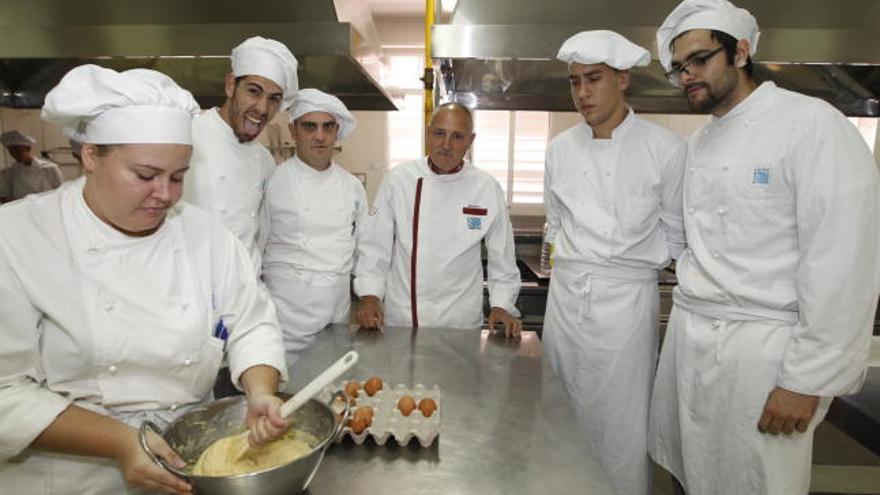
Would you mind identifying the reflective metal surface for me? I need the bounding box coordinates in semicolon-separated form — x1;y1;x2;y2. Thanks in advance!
284;324;614;494
141;395;343;495
0;0;396;110
433;0;880;115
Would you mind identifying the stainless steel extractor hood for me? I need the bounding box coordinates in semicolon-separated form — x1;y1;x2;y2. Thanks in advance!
432;0;880;116
0;0;397;110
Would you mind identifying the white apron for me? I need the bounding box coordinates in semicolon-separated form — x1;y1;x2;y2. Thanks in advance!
543;262;659;495
650;306;832;495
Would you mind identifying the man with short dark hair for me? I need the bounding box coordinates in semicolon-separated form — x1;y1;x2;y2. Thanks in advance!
650;1;880;493
0;130;62;202
542;30;686;495
354;102;522;336
183;36;299;273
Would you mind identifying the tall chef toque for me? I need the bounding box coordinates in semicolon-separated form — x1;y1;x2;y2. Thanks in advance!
231;36;300;108
41;64;200;145
656;0;760;72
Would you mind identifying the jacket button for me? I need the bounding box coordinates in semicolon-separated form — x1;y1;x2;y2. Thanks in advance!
170;403;178;411
184;358;192;367
219;174;226;180
108;365;118;374
104;302;115;312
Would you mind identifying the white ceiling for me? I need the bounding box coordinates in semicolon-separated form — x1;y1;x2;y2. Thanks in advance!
364;0;425;17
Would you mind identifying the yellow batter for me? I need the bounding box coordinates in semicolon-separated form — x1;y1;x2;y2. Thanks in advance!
192;428;318;476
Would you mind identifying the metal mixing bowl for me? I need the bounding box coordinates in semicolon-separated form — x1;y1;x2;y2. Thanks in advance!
139;394;346;495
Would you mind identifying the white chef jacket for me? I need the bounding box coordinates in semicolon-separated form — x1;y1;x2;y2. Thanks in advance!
0;179;286;489
0;157;63;201
184;108;276;272
650;82;880;494
673;82;879;395
542;109;686;495
354;158;521;329
544;108;686;268
263;155;367;275
263;156;367;359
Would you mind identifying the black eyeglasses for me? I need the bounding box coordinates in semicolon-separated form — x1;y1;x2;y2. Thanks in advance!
665;46;725;86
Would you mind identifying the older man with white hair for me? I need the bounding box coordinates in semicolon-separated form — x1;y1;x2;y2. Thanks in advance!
0;130;63;203
541;30;686;495
263;89;366;361
650;1;880;493
184;36;299;273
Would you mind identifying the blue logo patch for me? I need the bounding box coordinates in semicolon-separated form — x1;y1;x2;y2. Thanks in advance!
467;217;482;230
752;167;771;185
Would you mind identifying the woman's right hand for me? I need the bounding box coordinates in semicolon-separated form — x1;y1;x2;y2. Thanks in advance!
116;428;193;495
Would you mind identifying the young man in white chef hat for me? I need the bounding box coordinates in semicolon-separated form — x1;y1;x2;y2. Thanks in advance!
541;30;686;495
183;36;299;274
263;89;367;362
650;1;880;493
0;129;63;202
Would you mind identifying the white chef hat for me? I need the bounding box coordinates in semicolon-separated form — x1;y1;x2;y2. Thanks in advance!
0;130;36;147
231;36;299;108
656;0;760;72
41;65;200;145
557;30;651;70
287;89;357;141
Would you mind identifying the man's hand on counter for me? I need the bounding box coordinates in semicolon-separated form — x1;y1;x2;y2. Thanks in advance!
356;295;385;331
487;307;522;339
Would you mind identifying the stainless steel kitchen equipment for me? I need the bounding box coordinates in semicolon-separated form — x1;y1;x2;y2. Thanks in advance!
431;0;880;116
283;323;614;494
139;394;347;495
0;0;395;110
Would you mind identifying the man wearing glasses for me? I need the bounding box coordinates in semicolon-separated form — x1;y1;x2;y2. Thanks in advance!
649;1;880;494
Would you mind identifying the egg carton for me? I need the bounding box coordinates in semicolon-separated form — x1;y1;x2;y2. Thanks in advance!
322;381;441;448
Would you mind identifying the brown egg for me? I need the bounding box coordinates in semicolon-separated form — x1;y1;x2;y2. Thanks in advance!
363;376;384;397
418;398;437;417
397;395;417;416
350;416;369;434
353;406;374;427
344;380;361;398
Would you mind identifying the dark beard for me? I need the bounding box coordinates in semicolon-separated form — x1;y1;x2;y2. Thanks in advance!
685;83;718;112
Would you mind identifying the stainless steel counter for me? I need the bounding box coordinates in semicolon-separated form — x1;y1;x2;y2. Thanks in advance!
283;324;613;494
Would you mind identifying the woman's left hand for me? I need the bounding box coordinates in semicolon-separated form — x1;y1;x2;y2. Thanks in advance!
245;394;288;447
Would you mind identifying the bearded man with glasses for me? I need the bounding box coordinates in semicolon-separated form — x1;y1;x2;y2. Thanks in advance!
649;1;880;494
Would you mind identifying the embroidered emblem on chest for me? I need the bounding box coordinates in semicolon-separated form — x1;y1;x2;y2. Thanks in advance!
752;167;771;185
467;217;482;230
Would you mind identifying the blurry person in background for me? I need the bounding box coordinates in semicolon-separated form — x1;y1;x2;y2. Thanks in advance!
0;130;63;202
